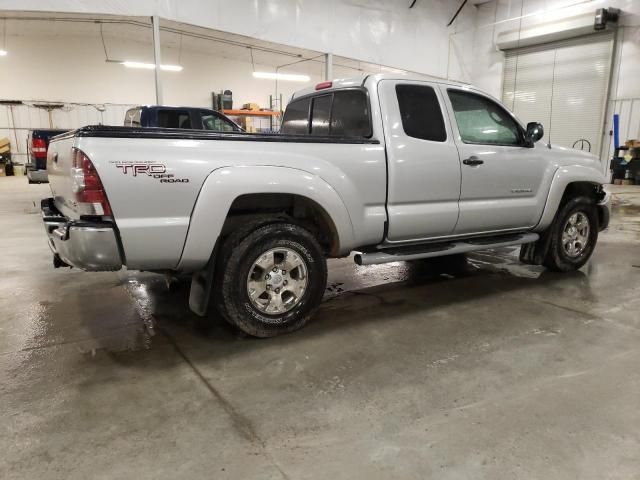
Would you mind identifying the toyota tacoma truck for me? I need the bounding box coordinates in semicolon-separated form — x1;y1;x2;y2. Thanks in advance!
42;74;611;337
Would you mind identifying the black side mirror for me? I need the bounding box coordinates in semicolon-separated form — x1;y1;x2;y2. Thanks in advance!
524;122;544;147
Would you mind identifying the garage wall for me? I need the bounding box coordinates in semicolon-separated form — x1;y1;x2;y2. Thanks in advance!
0;0;478;80
472;0;640;98
0;31;324;108
0;28;326;159
471;0;640;163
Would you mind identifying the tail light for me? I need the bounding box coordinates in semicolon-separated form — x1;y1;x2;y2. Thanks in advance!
32;138;47;158
70;148;113;216
315;81;332;90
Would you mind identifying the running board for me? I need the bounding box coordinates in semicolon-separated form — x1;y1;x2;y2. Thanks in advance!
354;233;539;266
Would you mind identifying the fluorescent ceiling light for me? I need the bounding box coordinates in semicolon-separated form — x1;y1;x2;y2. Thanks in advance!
122;61;183;71
0;50;7;56
159;64;183;72
252;71;310;82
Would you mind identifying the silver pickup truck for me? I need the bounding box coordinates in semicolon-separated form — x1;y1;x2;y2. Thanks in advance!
42;74;610;337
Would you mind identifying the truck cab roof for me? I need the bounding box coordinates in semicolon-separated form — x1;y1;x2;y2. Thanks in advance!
290;73;472;100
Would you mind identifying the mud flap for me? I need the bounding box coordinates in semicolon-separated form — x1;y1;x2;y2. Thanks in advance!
188;244;219;317
519;230;552;265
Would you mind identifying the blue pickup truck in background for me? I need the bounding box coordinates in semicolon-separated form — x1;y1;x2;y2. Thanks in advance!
124;105;242;132
27;106;241;184
26;128;68;183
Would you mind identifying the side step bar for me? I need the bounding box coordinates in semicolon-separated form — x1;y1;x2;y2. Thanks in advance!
354;233;539;266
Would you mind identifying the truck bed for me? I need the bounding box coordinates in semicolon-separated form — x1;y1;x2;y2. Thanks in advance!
46;125;387;272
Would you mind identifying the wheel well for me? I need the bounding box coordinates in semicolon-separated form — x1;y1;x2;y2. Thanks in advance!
221;193;340;256
560;181;606;227
560;181;603;205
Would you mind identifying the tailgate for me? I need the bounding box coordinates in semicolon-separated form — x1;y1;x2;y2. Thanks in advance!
47;135;80;219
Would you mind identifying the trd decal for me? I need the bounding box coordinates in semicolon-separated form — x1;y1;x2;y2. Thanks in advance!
116;164;166;176
112;161;189;183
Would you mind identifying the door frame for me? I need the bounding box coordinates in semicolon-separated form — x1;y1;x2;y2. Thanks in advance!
437;84;547;236
378;78;463;245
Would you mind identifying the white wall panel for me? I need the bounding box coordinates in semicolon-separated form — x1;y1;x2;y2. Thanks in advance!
0;31;324;108
503;48;555;145
503;34;613;157
0;0;477;78
472;0;640;102
627;100;640;141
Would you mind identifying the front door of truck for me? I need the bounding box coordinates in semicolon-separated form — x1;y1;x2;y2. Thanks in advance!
378;80;462;242
440;87;552;234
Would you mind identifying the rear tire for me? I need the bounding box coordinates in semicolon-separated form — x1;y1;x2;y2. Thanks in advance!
214;222;327;338
543;196;598;272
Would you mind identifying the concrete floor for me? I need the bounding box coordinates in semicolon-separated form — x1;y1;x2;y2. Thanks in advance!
1;175;639;480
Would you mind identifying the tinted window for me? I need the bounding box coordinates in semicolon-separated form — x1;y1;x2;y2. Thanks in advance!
330;90;371;137
448;90;522;146
310;95;331;135
281;98;311;134
396;85;446;142
124;108;141;127
201;113;238;132
157;109;192;129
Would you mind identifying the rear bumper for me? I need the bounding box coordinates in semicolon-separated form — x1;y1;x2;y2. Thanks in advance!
41;198;123;271
597;190;611;231
27;169;48;183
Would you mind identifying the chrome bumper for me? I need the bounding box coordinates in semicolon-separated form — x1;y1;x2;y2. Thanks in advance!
41;198;123;271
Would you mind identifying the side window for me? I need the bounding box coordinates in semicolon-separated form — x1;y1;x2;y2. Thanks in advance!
281;98;311;134
447;90;522;146
124;108;141;127
202;113;237;132
310;95;331;135
396;84;446;142
157;109;192;129
330;90;371;137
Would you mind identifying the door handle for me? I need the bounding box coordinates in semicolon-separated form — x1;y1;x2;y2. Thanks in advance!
463;156;484;166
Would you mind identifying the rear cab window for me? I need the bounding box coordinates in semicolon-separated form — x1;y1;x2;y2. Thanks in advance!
281;98;311;134
157;109;192;129
281;89;371;138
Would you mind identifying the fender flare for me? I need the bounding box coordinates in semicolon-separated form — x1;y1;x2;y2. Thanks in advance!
177;166;355;271
534;165;606;231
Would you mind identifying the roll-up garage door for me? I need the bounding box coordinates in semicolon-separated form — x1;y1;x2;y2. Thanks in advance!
502;33;614;157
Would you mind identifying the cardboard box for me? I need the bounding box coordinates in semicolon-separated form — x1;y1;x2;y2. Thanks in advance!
0;137;10;155
625;139;640;148
242;103;260;111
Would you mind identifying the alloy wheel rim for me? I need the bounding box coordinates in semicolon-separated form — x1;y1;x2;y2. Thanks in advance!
561;212;590;258
246;247;308;315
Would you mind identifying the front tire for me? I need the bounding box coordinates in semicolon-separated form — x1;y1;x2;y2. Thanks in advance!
543;196;598;272
215;222;327;338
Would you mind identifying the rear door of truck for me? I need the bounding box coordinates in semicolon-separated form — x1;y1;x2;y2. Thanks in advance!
377;79;462;242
